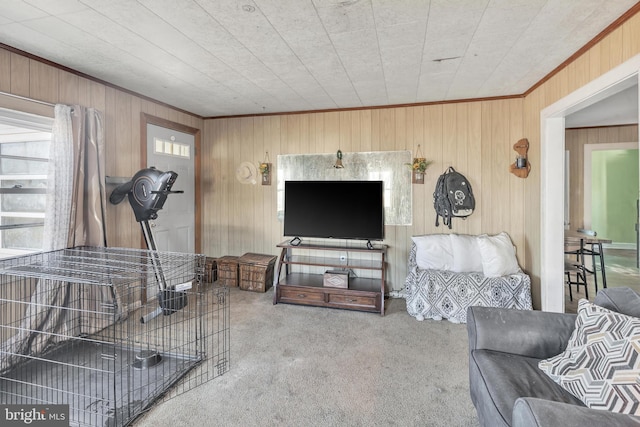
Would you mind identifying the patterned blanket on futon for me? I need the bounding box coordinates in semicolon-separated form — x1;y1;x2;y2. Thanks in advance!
404;244;533;323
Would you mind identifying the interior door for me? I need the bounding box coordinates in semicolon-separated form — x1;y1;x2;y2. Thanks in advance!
146;123;195;253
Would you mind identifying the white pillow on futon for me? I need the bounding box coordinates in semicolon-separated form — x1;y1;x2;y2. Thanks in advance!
477;232;520;277
411;234;453;270
449;233;483;273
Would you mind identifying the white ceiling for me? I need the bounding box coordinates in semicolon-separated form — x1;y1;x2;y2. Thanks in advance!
0;0;637;118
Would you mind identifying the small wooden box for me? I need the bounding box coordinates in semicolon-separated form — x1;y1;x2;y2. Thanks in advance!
217;256;239;287
239;253;277;292
323;270;349;288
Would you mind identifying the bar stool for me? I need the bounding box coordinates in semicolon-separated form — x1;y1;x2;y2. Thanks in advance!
565;237;589;301
575;228;607;292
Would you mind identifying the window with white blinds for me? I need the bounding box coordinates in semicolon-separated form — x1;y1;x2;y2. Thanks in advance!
0;108;53;258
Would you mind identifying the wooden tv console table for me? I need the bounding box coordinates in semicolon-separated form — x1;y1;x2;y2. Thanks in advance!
273;240;387;316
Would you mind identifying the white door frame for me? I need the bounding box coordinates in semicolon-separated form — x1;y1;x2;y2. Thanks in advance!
540;53;640;313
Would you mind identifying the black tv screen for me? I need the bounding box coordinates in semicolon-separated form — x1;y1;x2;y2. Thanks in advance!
284;180;384;241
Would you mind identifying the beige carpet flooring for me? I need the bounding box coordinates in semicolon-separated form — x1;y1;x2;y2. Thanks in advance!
133;286;479;427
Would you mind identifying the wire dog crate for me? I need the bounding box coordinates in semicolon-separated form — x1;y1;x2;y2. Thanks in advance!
0;246;229;427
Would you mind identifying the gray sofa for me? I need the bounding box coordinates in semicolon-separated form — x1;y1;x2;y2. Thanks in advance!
467;287;640;427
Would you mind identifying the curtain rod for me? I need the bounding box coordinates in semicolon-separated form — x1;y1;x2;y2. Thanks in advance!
0;91;56;108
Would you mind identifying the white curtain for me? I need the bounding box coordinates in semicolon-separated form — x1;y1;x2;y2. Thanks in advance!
44;104;107;249
43;104;74;250
0;104;112;374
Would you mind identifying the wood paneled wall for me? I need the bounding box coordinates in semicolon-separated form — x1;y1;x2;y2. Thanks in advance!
565;125;639;231
203;100;527;294
204;9;640;309
0;47;204;249
2;6;640;310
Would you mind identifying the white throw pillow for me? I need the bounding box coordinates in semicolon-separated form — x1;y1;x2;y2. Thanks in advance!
477;232;520;277
449;234;483;273
411;234;453;270
539;299;640;416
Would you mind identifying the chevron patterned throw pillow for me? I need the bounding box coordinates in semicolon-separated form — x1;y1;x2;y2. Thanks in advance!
539;299;640;415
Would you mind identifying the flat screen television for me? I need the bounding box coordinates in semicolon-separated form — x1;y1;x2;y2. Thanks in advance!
284;180;384;241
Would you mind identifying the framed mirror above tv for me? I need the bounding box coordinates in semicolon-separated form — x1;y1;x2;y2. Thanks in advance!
277;150;412;226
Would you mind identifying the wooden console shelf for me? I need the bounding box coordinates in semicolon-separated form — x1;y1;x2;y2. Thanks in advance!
273;240;387;315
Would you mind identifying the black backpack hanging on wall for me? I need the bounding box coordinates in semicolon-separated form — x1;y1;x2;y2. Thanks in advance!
433;167;475;229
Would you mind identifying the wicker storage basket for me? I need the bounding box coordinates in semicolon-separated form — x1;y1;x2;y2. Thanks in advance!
238;253;277;292
217;256;239;287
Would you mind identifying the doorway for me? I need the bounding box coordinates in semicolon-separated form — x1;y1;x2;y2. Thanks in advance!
146;124;194;253
541;54;640;313
141;114;202;254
